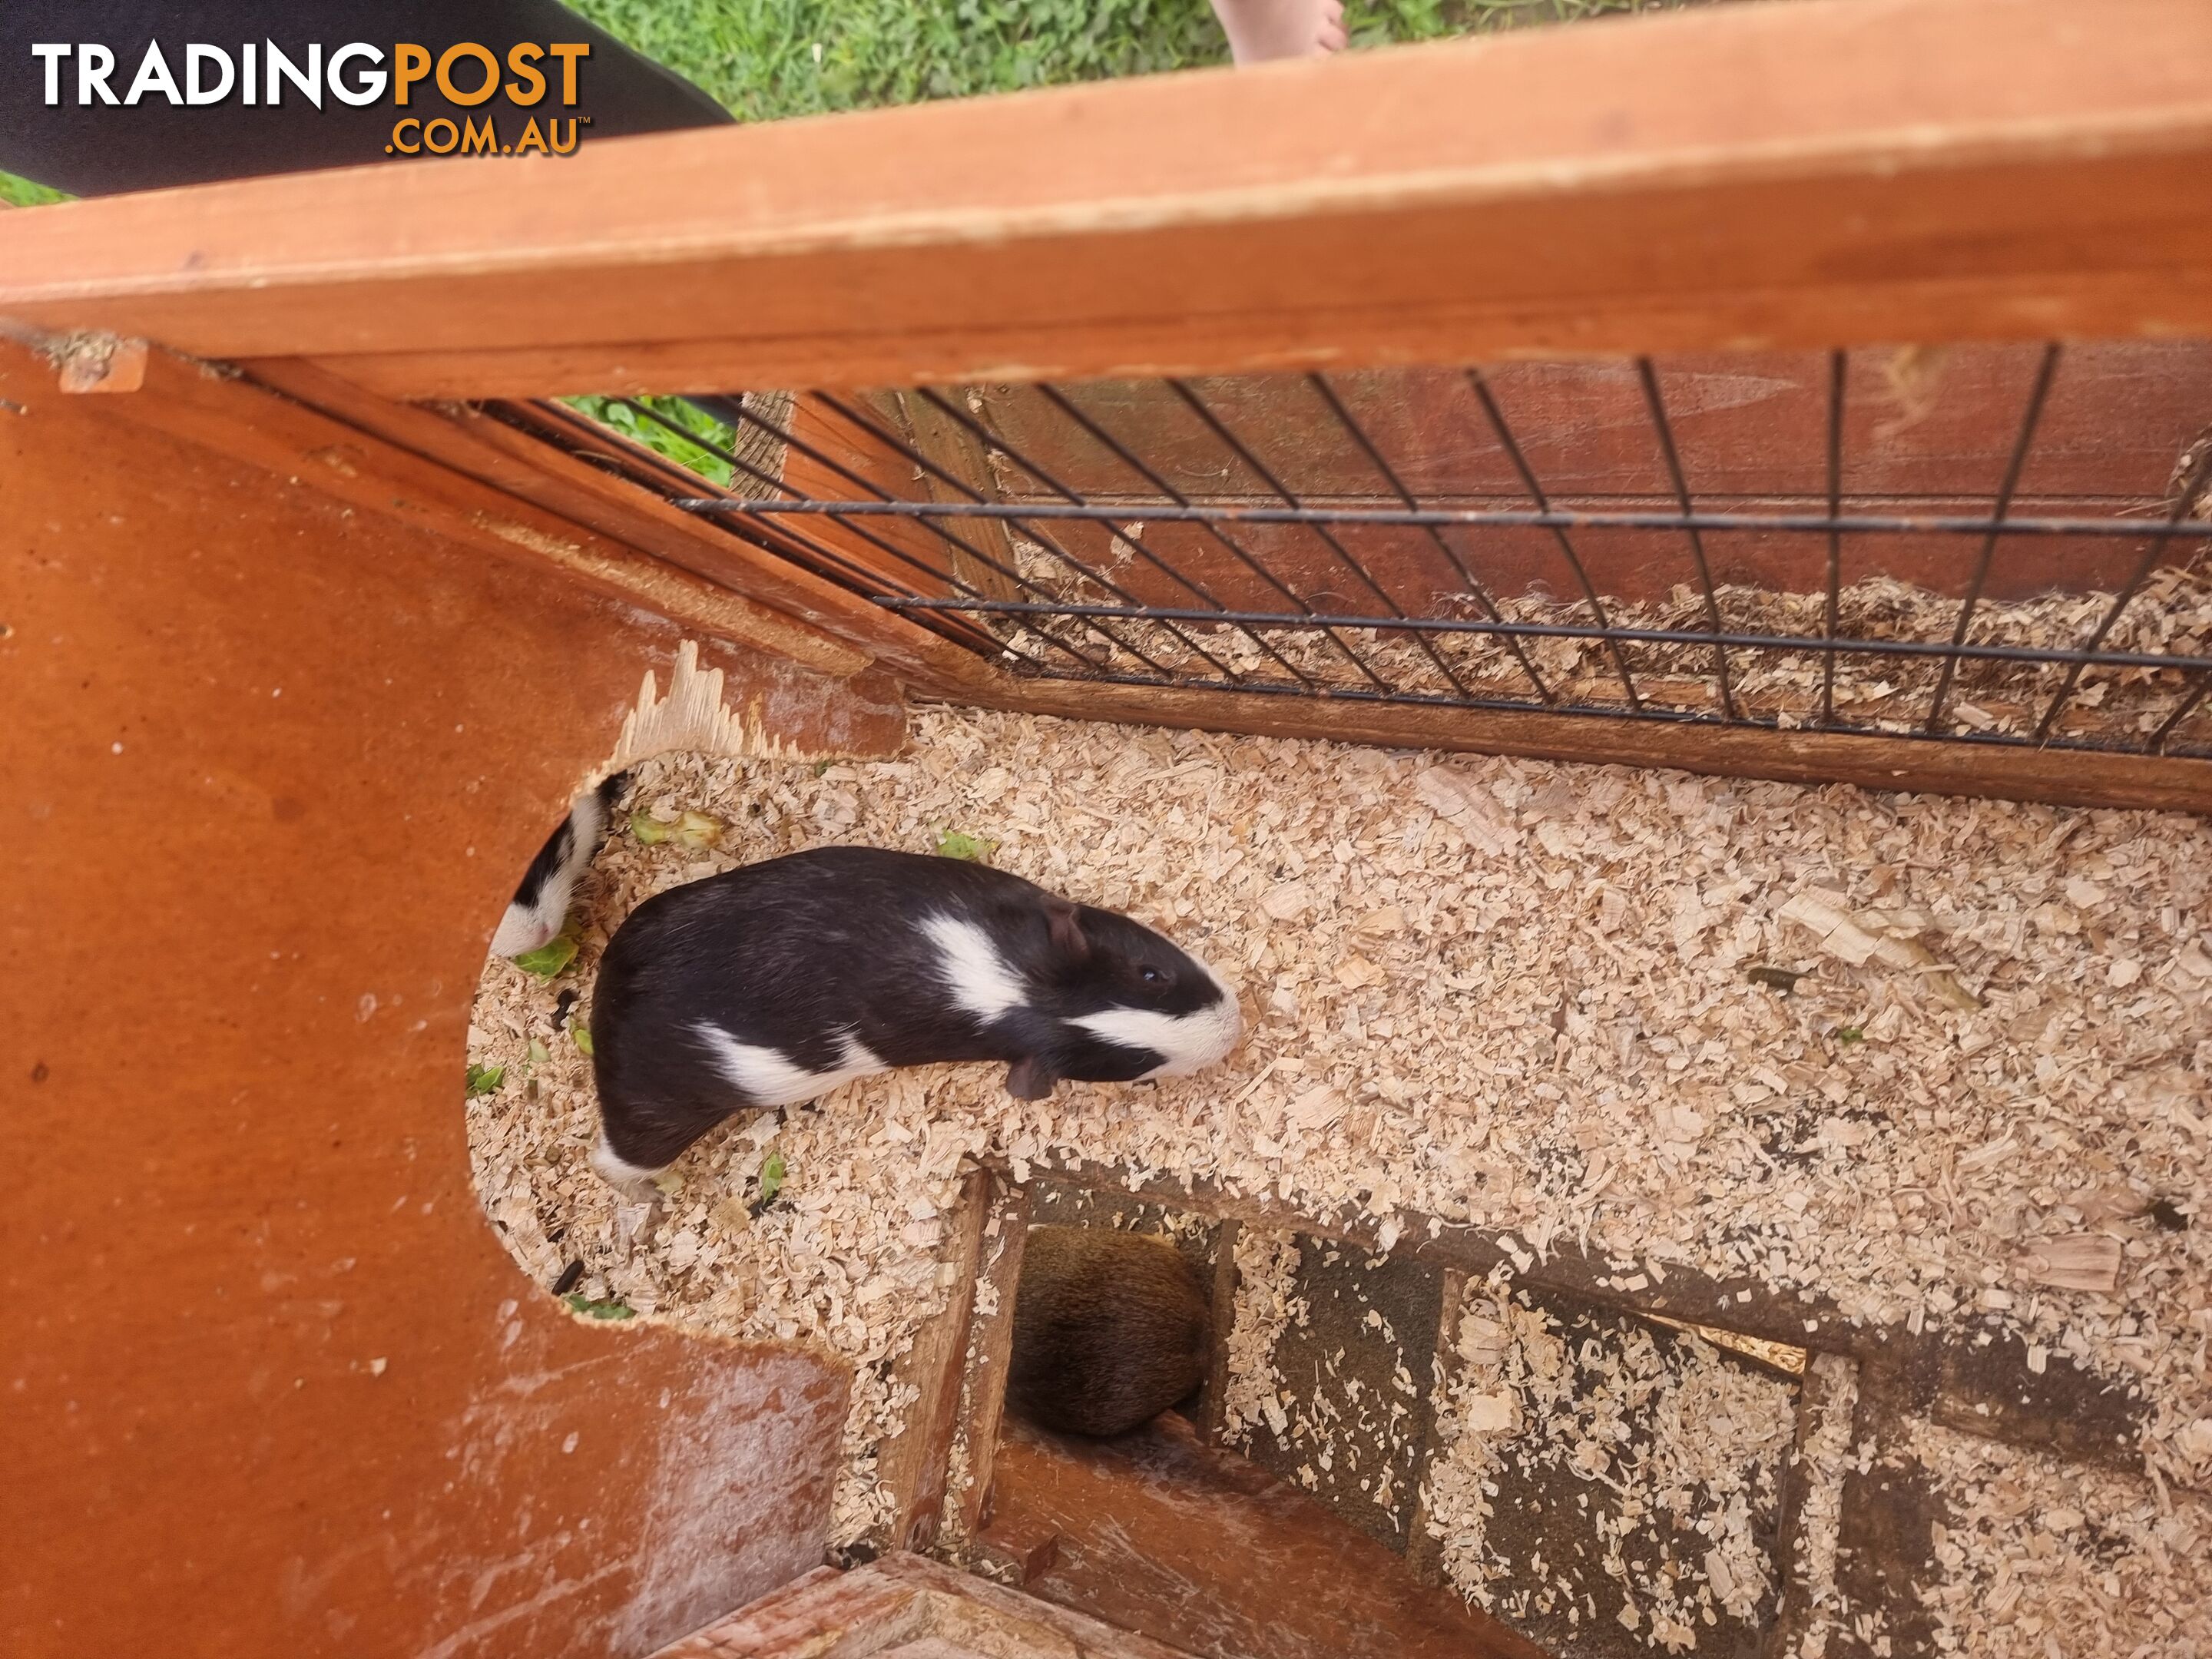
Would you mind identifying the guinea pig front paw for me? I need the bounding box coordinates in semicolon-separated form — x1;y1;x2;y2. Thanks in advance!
590;1136;667;1202
1005;1055;1061;1100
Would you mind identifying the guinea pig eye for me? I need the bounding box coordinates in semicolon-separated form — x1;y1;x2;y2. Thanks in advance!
1141;966;1164;984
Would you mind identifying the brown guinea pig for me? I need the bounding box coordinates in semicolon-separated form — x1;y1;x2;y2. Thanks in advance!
1007;1226;1212;1439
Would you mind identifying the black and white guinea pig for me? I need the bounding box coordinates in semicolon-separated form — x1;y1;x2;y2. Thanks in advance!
490;772;628;959
587;846;1241;1194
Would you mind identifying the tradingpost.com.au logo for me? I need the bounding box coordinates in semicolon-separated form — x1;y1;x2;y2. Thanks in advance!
31;41;596;157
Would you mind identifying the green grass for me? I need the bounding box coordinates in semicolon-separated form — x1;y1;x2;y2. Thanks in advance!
567;0;1682;124
554;0;1683;470
2;171;68;207
567;395;740;486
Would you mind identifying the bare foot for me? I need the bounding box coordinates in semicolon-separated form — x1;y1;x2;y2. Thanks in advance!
1210;0;1348;64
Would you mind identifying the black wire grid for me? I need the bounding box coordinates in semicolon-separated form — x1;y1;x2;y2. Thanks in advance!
515;345;2212;759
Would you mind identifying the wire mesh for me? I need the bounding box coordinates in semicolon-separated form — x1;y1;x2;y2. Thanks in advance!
519;343;2212;760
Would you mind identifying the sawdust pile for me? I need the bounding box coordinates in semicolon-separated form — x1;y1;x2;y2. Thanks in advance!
1219;1227;1303;1444
1422;1285;1796;1649
985;563;2212;748
1910;1419;2209;1657
465;704;2210;1598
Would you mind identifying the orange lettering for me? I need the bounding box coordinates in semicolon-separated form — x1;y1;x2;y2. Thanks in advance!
435;42;498;107
392;44;429;106
504;43;546;106
547;42;588;105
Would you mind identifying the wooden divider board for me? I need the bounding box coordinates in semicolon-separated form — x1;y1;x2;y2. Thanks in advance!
945;674;2212;815
654;1551;1193;1657
0;338;909;1657
0;0;2208;396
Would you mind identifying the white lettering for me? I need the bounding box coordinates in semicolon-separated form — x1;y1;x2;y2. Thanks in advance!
124;40;183;105
78;42;118;105
184;44;234;104
326;42;386;107
241;42;256;104
266;41;320;108
31;44;69;106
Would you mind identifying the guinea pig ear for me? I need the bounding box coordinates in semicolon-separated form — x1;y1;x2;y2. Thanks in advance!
1006;1054;1061;1100
1043;897;1091;962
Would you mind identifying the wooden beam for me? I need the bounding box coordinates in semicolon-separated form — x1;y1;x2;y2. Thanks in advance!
36;339;872;677
237;357;995;690
935;677;2212;813
869;391;1027;604
873;1167;994;1555
947;1175;1031;1552
0;0;2207;396
985;1415;1547;1659
657;1553;1197;1659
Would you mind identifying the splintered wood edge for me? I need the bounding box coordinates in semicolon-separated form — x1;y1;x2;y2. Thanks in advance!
945;1175;1032;1556
1639;1310;1811;1379
609;639;859;769
874;1167;994;1555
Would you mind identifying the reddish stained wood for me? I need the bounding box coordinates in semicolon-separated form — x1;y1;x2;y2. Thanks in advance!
949;1177;1032;1549
77;346;873;680
653;1568;928;1657
962;343;2212;604
988;346;2212;505
986;1415;1545;1659
0;0;2207;394
873;1552;1194;1657
878;498;2188;614
780;393;977;616
937;677;2212;814
660;1554;1194;1658
972;1515;1062;1589
1;334;853;1658
875;1168;995;1555
869;389;1029;606
237;357;995;690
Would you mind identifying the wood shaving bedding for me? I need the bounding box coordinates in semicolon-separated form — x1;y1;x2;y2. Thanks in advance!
1782;1353;1863;1659
1422;1283;1796;1650
1220;1227;1305;1445
985;562;2212;748
465;706;2211;1568
1909;1419;2211;1657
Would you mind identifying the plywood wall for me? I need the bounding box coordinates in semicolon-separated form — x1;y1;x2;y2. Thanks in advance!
0;340;902;1657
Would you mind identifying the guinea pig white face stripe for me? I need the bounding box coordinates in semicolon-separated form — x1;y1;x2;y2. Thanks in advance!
692;1022;889;1106
1070;978;1242;1078
922;913;1027;1022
